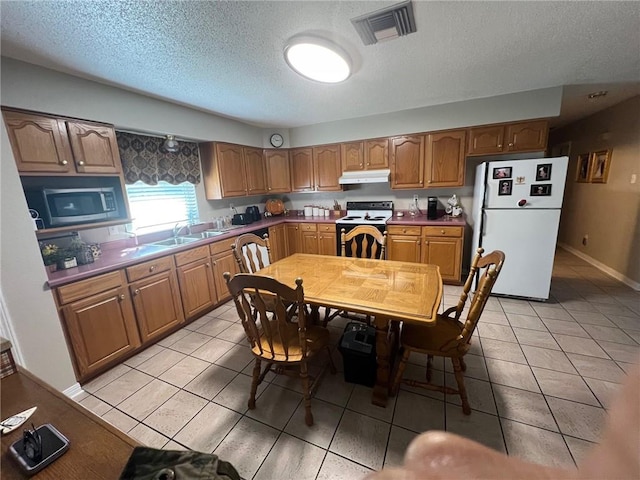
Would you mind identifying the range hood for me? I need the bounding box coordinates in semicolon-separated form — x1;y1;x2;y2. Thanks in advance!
338;169;390;185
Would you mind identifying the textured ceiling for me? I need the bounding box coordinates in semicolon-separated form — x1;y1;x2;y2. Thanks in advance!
1;1;639;128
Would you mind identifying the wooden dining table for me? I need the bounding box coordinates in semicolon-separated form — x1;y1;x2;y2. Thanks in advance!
255;253;443;407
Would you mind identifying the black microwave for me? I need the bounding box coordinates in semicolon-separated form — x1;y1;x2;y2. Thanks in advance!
26;187;121;228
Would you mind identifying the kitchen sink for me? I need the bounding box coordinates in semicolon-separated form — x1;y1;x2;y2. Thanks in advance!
120;244;173;258
182;231;226;239
151;236;201;247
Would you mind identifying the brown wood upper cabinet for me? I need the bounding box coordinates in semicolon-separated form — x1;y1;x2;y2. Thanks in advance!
200;142;267;199
467;120;548;156
264;149;291;193
290;145;342;192
341;138;389;172
425;130;466;187
390;135;425;189
3;109;122;175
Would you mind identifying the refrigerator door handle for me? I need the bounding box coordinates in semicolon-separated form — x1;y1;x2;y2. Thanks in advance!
482;211;487;237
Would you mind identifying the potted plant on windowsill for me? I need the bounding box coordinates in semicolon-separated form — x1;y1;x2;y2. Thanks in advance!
41;244;60;272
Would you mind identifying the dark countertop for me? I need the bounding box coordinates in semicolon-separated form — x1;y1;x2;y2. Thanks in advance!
46;213;467;288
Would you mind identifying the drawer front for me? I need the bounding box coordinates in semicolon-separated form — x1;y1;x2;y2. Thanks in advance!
422;226;464;238
209;236;239;256
299;223;318;232
126;255;174;282
317;223;335;233
174;245;209;267
57;270;125;305
387;225;421;236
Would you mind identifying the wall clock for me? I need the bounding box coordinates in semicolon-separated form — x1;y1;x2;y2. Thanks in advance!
269;133;284;148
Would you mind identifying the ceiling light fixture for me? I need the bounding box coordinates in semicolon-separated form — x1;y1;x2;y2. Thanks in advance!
163;134;180;153
284;36;351;83
587;90;608;99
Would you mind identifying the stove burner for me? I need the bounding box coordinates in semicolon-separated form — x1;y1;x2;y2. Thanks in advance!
367;216;385;221
343;216;362;220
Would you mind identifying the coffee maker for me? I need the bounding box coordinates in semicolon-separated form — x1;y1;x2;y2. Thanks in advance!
427;197;438;220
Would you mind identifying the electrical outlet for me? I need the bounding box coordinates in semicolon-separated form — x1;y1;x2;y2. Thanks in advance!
631;174;637;184
582;234;588;246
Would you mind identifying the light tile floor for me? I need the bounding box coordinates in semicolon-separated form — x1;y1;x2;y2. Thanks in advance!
75;249;639;479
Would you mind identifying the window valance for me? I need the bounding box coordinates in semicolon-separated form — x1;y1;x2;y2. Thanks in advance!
116;131;201;185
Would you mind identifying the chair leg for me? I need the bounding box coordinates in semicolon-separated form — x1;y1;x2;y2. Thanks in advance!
248;358;261;410
326;346;337;374
452;357;471;415
391;348;411;396
426;355;434;382
300;361;314;426
459;356;467;372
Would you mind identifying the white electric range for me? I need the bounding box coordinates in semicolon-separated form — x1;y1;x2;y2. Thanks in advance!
335;201;393;255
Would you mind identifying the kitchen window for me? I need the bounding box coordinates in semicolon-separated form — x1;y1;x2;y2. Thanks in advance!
125;181;199;232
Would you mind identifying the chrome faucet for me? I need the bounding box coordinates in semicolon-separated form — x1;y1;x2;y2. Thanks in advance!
173;222;191;238
124;231;138;246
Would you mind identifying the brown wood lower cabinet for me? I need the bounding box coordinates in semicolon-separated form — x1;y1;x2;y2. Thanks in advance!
387;225;464;283
129;270;184;343
318;223;337;256
268;224;287;261
175;245;218;319
210;236;240;302
56;271;141;381
286;223;300;255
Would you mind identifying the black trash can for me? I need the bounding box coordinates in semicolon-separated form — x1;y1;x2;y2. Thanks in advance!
338;322;377;387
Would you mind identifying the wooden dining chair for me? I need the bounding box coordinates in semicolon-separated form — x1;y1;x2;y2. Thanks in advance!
391;248;505;414
232;233;272;273
324;226;388;326
341;226;387;260
224;272;336;426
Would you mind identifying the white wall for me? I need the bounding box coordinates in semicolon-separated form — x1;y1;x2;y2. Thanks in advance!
1;123;77;390
289;87;562;146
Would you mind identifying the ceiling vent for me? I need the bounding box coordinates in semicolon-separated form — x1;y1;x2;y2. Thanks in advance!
351;0;417;46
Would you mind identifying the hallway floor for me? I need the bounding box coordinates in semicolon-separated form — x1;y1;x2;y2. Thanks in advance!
76;249;639;479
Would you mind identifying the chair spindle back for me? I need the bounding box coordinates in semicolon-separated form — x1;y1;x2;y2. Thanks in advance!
224;273;306;361
458;250;505;344
341;226;387;260
232;234;272;274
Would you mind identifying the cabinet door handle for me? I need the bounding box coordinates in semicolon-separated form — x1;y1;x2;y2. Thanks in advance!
425;240;429;245
366;162;370;166
441;230;445;234
213;261;217;266
497;144;502;148
77;160;85;166
508;143;514;147
206;262;211;268
149;265;156;272
268;187;272;190
119;294;125;301
402;229;407;233
60;160;68;166
134;289;140;295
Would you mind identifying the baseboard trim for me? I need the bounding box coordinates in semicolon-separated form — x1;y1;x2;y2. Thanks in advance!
63;382;83;399
558;243;640;291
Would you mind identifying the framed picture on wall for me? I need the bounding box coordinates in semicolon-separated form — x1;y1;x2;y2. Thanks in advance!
576;153;591;183
590;150;612;183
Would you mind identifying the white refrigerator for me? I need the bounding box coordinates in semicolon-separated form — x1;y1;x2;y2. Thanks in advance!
471;156;569;301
